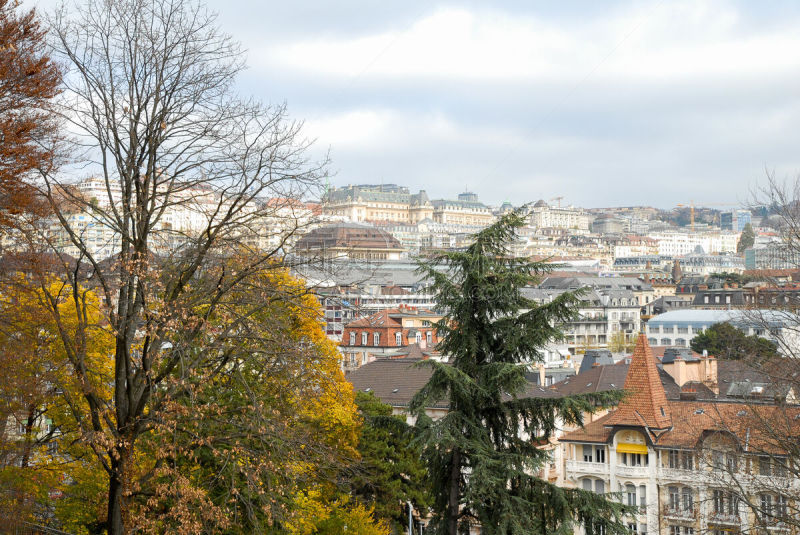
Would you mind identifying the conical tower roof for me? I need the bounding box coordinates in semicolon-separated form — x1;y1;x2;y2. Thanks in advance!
606;334;672;430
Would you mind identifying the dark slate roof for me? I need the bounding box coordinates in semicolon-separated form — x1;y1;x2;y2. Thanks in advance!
578;349;615;374
553;361;682;400
347;357;561;410
346;357;446;409
661;347;700;364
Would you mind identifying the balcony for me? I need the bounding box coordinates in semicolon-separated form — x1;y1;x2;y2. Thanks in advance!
657;467;698;483
615;465;649;479
708;513;740;526
565;460;609;477
661;505;697;522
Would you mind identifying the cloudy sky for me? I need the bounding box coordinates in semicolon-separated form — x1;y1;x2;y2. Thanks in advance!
42;0;800;208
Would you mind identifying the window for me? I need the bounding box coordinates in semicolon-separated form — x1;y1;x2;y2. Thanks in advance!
759;456;771;476
373;332;380;346
713;490;724;514
622;453;646;466
349;332;355;345
415;332;422;344
639;485;647;511
595;447;606;463
583;445;593;463
669;486;679;511
776;494;788;519
595;479;605;494
395;332;402;346
682;487;693;512
625;484;637;507
361;332;368;345
583;479;593;491
426;331;432;346
760;493;773;521
774;459;787;478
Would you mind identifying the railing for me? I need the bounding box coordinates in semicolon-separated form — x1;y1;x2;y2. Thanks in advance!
565;460;609;476
708;512;740;526
615;465;649;478
657;466;698;482
661;505;697;521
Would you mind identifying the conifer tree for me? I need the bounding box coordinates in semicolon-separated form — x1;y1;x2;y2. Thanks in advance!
410;212;630;535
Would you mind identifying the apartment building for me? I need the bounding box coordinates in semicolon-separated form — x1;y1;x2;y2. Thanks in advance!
560;335;799;535
339;306;442;370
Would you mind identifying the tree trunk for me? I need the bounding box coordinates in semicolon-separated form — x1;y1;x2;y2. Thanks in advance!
447;449;461;535
107;458;125;535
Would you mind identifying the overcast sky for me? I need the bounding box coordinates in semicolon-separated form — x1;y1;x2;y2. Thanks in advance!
41;0;800;208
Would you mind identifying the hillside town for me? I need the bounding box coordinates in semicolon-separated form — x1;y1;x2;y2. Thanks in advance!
4;0;800;534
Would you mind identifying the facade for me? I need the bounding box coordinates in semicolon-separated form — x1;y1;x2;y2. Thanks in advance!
339;306;442;370
648;231;741;256
523;287;641;352
560;335;799;535
745;243;800;271
645;309;799;350
430;192;495;227
530;201;591;231
721;210;752;232
321;184;433;224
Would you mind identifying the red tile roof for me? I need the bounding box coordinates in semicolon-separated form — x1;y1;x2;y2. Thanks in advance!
605;334;672;429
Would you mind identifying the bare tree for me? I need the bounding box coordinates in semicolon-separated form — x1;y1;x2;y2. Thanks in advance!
25;0;330;532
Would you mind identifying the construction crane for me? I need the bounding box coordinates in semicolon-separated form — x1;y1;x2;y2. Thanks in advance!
550;196;564;208
675;201;738;231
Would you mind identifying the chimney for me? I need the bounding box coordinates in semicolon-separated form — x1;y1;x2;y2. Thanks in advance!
702;355;719;394
672;356;687;387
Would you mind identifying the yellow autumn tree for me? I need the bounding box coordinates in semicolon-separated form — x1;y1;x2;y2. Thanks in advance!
0;275;112;531
123;262;385;534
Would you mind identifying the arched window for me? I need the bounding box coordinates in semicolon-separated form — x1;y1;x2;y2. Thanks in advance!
661;338;671;345
373;332;380;346
625;484;637;507
581;478;605;494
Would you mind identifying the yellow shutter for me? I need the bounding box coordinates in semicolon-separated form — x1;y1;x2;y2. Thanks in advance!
616;443;648;455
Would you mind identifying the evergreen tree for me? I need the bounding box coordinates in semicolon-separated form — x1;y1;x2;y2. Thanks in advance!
351;391;432;532
410;212;630;535
737;222;755;252
690;321;778;360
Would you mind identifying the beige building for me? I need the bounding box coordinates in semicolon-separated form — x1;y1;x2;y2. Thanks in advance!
431;192;495;227
530;200;591;231
559;335;799;535
321;184;433;224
